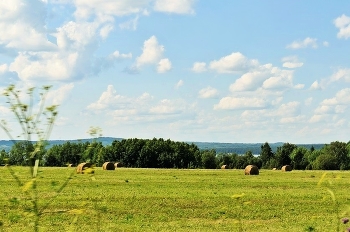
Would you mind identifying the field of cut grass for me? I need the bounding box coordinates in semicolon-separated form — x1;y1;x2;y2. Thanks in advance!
0;167;349;231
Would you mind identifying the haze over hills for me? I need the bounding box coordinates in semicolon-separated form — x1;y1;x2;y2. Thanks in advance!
0;137;325;154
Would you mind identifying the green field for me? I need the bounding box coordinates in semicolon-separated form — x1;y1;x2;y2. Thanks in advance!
0;167;349;232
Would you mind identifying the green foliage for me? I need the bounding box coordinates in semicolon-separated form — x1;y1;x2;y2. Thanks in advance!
274;143;297;168
201;149;217;169
290;147;309;170
260;142;274;167
313;153;339;170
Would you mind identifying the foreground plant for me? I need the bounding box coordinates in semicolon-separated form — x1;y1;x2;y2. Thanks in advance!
0;84;73;231
317;173;349;232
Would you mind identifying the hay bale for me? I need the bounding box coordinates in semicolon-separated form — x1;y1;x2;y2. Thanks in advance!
114;162;123;168
281;165;292;172
103;162;115;170
272;168;277;170
244;165;259;175
221;165;229;169
67;163;73;167
76;162;94;174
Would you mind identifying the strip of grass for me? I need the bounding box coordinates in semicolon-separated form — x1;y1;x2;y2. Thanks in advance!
1;167;349;231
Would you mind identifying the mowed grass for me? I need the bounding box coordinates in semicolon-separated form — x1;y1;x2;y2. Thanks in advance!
0;167;349;232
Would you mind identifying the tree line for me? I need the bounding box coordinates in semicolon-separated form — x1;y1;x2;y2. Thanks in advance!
1;138;350;170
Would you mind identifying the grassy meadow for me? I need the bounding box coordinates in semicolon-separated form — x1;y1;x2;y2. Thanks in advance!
0;167;349;232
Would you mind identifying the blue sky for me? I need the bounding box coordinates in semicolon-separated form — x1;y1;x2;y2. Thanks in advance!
1;0;350;144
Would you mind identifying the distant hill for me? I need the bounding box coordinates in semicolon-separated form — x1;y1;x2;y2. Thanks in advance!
0;137;325;154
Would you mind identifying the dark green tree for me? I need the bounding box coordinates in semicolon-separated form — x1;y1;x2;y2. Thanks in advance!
259;142;274;168
274;143;296;168
290;147;309;170
8;141;35;165
201;149;217;169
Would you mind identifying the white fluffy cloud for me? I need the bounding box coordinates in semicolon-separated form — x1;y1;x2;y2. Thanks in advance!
153;0;196;14
214;97;267;110
334;14;350;39
330;68;350;82
0;64;8;74
282;56;303;68
136;36;171;73
310;80;323;90
73;0;149;19
229;67;270;92
157;58;172;73
198;86;219;99
262;68;294;90
87;85;130;110
209;52;259;74
119;16;139;30
191;62;207;73
0;0;55;52
136;36;164;66
286;37;318;49
175;80;184;89
46;83;75;105
109;50;132;60
274;101;300;117
87;85;192;124
9;52;79;81
321;88;350;105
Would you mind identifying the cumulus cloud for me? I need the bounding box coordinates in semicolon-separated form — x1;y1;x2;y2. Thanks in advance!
330;68;350;82
334;14;350;39
136;36;164;66
0;0;55;52
309;114;330;123
229;68;270;92
135;36;171;73
157;58;172;73
149;99;183;114
198;86;219;99
305;97;313;106
310;80;323;90
153;0;196;14
46;83;75;105
282;56;303;68
191;62;207;73
275;101;300;117
286;37;318;49
9;51;79;81
214;97;267;110
262;69;294;90
87;85;130;111
321;88;350;105
209;52;259;73
109;50;132;60
0;64;8;74
175;80;184;89
119;16;139;30
72;0;149;19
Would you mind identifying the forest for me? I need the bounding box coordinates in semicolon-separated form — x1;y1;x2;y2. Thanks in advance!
1;138;350;170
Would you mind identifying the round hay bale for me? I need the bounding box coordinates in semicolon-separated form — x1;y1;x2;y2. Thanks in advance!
76;162;94;174
281;165;292;172
67;163;73;167
272;168;277;170
103;162;115;170
221;165;229;169
244;165;259;175
114;162;123;168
